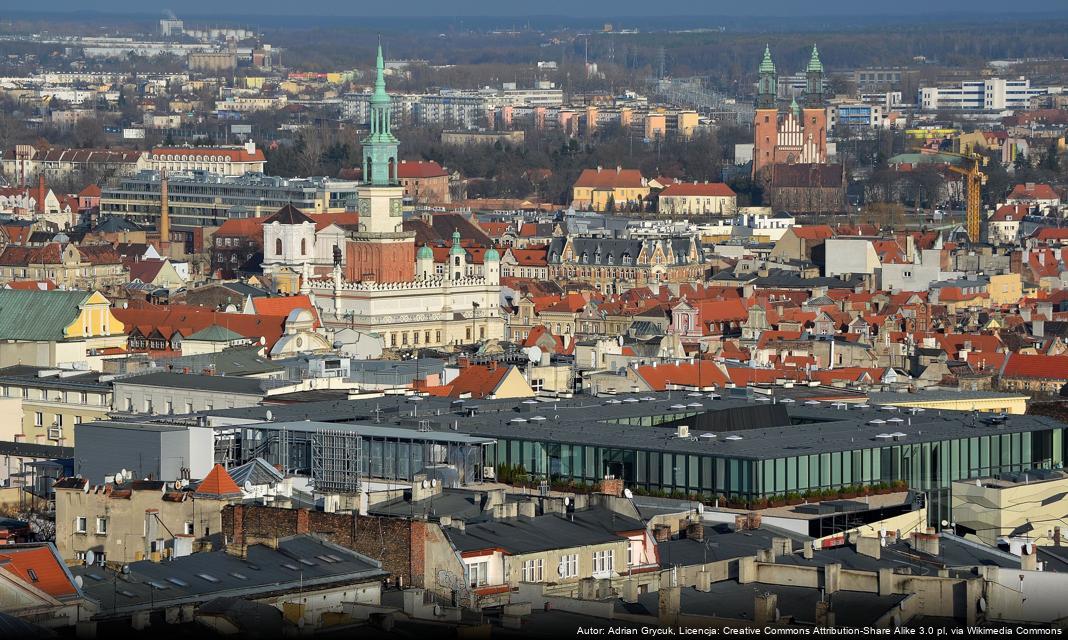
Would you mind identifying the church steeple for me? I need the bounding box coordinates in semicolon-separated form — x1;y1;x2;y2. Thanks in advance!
362;38;399;186
804;44;824;107
757;44;777;110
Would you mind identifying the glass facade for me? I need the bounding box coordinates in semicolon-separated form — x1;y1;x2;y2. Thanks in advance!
486;427;1065;525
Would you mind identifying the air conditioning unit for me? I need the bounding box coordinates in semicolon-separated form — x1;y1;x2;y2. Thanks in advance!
483;466;496;480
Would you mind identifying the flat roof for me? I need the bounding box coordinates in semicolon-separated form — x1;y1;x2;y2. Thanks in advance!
152;391;1068;460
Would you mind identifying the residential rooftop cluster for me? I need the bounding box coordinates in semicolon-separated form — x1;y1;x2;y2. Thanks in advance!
0;7;1067;638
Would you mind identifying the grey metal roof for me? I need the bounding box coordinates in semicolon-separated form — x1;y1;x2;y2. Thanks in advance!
72;535;385;617
868;389;1028;404
155;390;1068;460
234;420;496;446
227;458;284;487
113;372;270;395
446;507;644;554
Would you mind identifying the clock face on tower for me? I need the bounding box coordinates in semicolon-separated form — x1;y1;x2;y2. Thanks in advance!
390;198;402;216
358;198;371;215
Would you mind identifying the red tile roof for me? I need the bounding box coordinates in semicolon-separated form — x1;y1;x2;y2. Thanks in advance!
573;167;646;189
444;364;511;398
990;204;1030;222
659;182;736;198
215;217;266;238
635;361;729;391
250;295;320;326
1001;353;1068;380
0;545;78;598
1009;183;1060;202
194;464;242;498
791;225;834;240
397;160;448;179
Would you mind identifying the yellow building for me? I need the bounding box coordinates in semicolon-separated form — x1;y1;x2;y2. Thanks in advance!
571;166;650;212
869;390;1028;415
988;273;1023;306
952;470;1068;547
0;365;112;445
644;112;667;140
0;290;127;370
676;110;700;139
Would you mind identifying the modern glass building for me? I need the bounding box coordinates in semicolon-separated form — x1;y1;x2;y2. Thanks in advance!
466;398;1066;527
157;392;1068;527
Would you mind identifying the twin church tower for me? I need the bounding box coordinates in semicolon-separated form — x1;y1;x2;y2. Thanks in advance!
752;45;828;177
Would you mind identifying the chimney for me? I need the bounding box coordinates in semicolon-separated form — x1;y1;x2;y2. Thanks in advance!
1021;547;1037;571
159;170;170;245
457;356;470;369
754;592;778;625
653;524;672;542
1055;527;1062;547
598;477;624;497
685;521;704;542
517;500;536;518
803;540;814;560
911;529;940;556
36;174;46;213
487;360;498;372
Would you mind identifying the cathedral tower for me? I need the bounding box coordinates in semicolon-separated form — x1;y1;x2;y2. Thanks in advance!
752;45;779;176
801;44;828;165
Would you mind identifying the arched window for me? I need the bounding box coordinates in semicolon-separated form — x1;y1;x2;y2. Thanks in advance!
300;238;307;256
275;238;282;256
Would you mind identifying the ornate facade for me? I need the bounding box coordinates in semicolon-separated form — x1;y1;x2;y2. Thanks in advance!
306;45;504;348
545;236;705;294
752;45;829;177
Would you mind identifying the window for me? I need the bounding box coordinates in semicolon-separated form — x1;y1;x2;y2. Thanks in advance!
275;238;283;256
301;238;307;256
34;412;43;427
27;568;39;583
522;558;544;583
467;561;488;587
184;521;194;535
75;517;87;533
592;549;614;574
531;379;544;392
74;416;82;425
96;517;107;535
560;554;578;578
627;542;634;566
144;399;152;413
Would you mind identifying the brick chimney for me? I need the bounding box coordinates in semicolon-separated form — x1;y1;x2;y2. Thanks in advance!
685;521;704;542
36;174;46;213
598;476;624;497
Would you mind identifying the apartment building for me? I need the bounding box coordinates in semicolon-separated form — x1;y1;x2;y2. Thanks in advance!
919;77;1053;111
0;365;111;446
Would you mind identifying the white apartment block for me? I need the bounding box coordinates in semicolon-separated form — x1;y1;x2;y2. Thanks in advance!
919;77;1053;111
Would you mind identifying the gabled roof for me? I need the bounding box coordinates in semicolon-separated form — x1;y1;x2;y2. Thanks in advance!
444;364;513;399
573;167;646;189
659;182;736;198
0;544;80;599
990;204;1029;222
1009;183;1059;202
396;159;448;178
1001;353;1068;381
790;225;834;241
215;217;266;238
0;290;95;341
185;325;246;342
228;458;284;488
194;464;243;498
635;360;729;390
250;295;320;327
263;204;314;225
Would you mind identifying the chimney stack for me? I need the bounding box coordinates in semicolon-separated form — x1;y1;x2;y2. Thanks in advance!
159;170;171;247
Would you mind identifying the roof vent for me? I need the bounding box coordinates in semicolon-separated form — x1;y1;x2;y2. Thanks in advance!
676;425;690;438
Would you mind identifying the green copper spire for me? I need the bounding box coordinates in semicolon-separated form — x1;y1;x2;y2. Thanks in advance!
759;44;776;74
362;36;399;186
756;45;777;109
806;44;823;73
790;96;800;119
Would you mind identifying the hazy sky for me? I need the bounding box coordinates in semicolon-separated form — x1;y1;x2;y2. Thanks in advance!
18;0;1068;17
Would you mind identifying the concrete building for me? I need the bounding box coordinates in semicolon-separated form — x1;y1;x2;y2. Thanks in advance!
952;469;1068;547
919;77;1052;111
656;182;737;217
0;365;111;446
144;142;265;176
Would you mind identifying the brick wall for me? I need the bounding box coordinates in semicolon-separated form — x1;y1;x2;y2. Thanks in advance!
222;504;426;587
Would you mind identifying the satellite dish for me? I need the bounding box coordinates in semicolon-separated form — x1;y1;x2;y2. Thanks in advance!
431;479;438;487
623;488;633;499
697;502;705;514
940;519;949;528
526;346;543;365
74;575;83;588
244;481;254;492
558;562;567;577
421;479;428;489
563;496;570;506
83;482;90;494
85;550;96;566
265;410;273;422
617;335;624;346
978;597;987;612
259;336;267;346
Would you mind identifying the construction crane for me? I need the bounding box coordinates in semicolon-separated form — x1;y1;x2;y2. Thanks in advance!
944;151;988;244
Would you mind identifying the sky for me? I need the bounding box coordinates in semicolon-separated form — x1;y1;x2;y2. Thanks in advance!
17;0;1068;18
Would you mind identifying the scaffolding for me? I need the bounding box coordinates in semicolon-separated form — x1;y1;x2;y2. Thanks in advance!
311;428;363;494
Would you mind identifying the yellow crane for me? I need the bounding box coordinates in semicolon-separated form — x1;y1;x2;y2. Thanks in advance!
944;151;988;244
